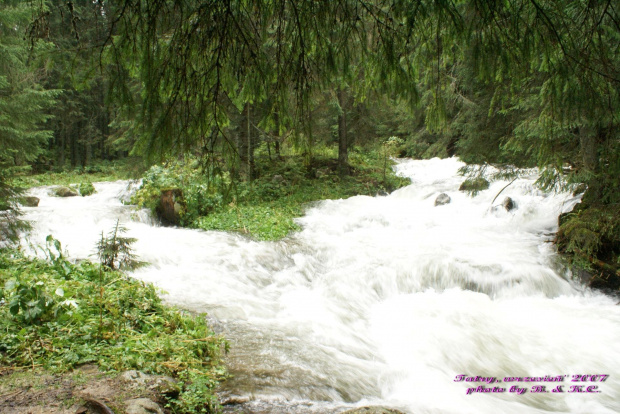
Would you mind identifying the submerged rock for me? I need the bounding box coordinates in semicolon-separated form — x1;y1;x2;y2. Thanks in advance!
434;193;451;206
53;186;78;197
341;407;407;414
20;196;40;207
503;196;516;211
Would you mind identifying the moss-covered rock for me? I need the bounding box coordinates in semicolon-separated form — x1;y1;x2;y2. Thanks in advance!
78;182;96;196
556;203;620;290
53;186;78;197
19;196;40;207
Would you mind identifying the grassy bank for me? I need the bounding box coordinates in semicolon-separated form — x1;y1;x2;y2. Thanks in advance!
0;243;227;413
10;158;144;189
133;146;410;240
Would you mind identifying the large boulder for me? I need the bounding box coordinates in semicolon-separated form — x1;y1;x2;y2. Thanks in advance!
20;196;40;207
53;186;78;197
156;189;185;225
434;193;451;206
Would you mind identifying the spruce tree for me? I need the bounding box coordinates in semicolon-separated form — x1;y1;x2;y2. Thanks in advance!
0;1;57;243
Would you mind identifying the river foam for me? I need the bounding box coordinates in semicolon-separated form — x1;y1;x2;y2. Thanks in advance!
21;158;620;413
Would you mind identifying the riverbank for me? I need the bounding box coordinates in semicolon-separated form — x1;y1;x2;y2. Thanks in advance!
0;248;227;413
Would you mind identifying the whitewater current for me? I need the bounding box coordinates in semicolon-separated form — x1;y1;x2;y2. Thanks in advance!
21;157;620;414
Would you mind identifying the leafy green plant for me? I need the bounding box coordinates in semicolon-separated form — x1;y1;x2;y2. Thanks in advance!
168;370;223;413
3;278;64;325
0;248;228;412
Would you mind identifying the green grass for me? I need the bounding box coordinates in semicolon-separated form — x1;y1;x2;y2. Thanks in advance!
0;245;227;413
196;203;301;240
196;173;407;241
10;158;144;189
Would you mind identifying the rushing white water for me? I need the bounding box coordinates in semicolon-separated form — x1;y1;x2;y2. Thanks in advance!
21;158;620;414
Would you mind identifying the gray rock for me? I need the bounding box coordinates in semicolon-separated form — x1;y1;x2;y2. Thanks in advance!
272;174;285;183
434;193;451;206
53;186;78;197
152;375;180;397
20;196;40;207
125;398;164;414
122;370;180;397
121;370;149;386
340;407;406;414
503;196;516;211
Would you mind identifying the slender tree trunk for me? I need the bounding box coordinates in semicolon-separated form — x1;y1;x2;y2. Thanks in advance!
238;102;254;180
337;88;349;176
98;79;109;160
580;125;598;173
58;127;66;168
274;111;282;159
248;103;256;180
70;125;77;169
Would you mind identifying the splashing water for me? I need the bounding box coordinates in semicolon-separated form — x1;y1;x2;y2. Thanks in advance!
21;158;620;414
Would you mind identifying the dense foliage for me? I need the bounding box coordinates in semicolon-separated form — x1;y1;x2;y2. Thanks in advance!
133;145;409;240
0;2;618;277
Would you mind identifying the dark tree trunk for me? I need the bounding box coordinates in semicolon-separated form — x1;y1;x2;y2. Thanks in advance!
274;111;282;159
337;88;349;176
58;127;66;168
70;125;77;169
238;102;256;180
579;125;602;204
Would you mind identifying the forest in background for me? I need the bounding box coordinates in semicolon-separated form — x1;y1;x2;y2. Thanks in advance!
1;0;618;285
